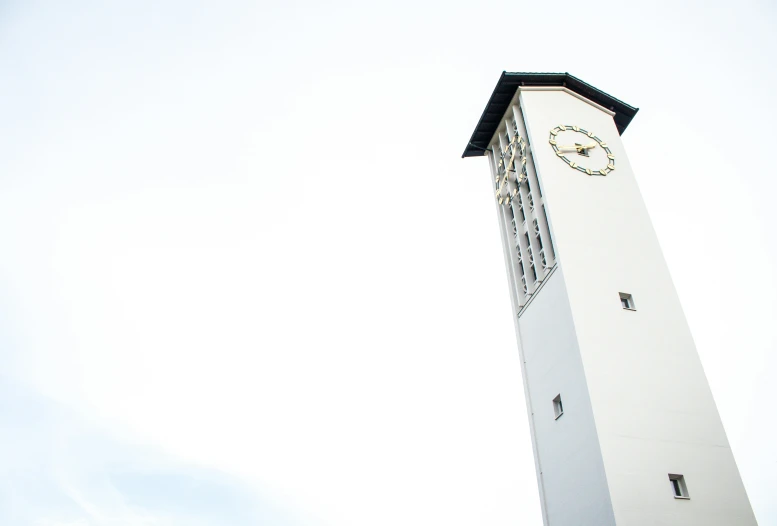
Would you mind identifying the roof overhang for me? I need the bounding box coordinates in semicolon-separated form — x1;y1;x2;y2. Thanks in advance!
462;72;638;158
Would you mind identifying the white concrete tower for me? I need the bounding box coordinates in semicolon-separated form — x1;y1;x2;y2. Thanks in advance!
462;73;757;526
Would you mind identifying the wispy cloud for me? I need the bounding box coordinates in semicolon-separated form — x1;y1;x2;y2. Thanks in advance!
0;378;303;526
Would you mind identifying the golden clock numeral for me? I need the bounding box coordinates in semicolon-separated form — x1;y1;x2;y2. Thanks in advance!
600;142;607;147
573;125;579;132
607;154;615;159
600;169;609;175
558;125;566;131
607;163;615;170
550;129;558;136
556;152;565;157
587;131;594;138
549;139;556;145
570;162;577;168
586;168;592;175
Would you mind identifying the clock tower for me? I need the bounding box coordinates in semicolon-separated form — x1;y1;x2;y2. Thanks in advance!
463;73;757;526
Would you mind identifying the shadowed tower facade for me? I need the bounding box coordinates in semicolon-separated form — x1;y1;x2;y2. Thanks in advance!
462;72;757;526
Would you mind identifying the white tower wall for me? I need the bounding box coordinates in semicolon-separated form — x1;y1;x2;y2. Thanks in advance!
482;85;757;526
518;268;615;526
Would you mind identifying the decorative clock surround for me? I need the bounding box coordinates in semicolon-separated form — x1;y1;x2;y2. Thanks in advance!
548;125;615;176
495;131;528;206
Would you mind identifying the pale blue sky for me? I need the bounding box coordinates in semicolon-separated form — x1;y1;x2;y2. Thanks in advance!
0;375;303;525
1;1;775;525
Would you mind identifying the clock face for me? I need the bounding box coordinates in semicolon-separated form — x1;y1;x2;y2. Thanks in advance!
548;125;615;176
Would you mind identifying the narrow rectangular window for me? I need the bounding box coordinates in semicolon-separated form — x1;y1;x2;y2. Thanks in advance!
668;474;689;499
553;394;563;419
506;203;516;228
492;151;500;190
541;205;554;258
672;479;682;495
619;292;635;310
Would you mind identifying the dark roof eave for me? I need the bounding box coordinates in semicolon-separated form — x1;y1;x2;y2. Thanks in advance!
462;72;638;158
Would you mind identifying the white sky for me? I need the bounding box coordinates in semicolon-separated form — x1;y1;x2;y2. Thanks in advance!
1;1;775;525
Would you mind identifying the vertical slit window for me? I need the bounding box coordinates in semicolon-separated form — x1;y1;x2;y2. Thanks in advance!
553;395;563;419
668;474;689;499
533;219;544;252
619;293;635;310
491;151;500;190
541;205;554;254
519;263;527;293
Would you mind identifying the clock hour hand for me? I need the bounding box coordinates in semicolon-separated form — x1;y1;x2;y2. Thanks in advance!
557;142;597;153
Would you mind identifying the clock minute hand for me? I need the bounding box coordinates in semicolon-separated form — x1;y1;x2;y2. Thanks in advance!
558;142;597;152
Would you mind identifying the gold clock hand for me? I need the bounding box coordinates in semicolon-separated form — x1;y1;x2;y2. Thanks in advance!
558;142;597;151
559;142;596;150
